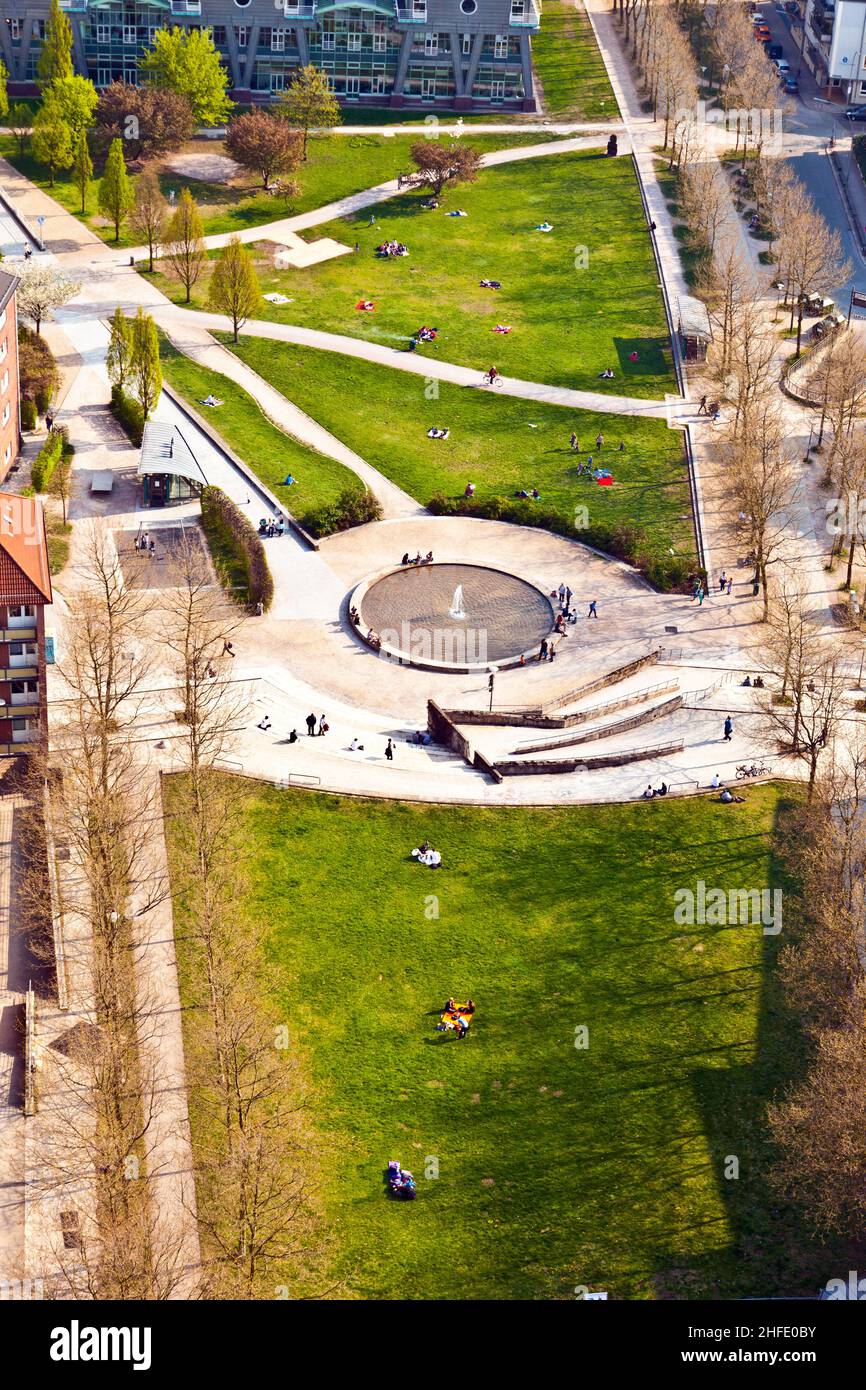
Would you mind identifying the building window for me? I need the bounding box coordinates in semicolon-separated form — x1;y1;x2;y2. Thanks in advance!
9;19;21;40
237;25;248;46
234;0;251;7
422;76;436;96
0;340;6;363
494;35;507;58
261;27;272;47
323;31;335;49
460;0;477;12
123;24;136;44
491;79;506;100
347;31;361;50
97;67;112;86
8;606;35;621
125;69;138;85
462;33;472;54
372;73;387;93
96;23;110;42
270;71;285;91
3;444;9;467
0;372;8;395
511;0;526;17
1;404;9;428
424;32;438;56
412;0;427;16
212;25;226;44
373;32;387;51
346;75;360;94
272;28;286;51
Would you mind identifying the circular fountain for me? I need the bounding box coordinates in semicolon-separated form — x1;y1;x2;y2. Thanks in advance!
351;562;555;673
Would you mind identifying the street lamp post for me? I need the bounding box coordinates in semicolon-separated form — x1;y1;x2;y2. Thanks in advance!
487;666;498;712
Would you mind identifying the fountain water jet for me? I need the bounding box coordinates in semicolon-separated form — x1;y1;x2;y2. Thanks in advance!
449;584;466;620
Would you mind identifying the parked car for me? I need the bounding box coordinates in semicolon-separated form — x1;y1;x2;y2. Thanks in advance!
768;43;783;59
844;104;866;120
783;76;799;93
754;23;771;38
784;0;799;13
774;58;791;75
802;293;835;316
749;10;765;22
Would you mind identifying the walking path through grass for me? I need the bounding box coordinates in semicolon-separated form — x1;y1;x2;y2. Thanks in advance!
145;145;677;398
159;329;421;521
165;777;826;1301
215;334;692;568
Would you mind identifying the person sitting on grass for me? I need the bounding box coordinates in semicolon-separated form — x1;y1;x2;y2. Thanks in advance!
719;788;745;804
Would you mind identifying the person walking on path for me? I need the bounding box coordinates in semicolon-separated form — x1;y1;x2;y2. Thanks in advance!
306;712;317;737
595;433;604;450
698;395;707;414
385;738;394;761
318;714;327;736
727;576;733;595
718;572;726;593
569;432;578;451
558;582;567;605
588;600;598;619
723;716;733;742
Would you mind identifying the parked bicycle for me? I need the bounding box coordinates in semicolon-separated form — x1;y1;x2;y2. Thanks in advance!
735;762;770;779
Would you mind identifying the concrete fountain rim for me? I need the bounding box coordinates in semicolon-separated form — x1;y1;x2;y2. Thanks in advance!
349;560;556;674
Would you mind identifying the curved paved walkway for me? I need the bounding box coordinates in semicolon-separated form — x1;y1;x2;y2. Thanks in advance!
126;134;623;260
160;315;423;520
152;304;675;419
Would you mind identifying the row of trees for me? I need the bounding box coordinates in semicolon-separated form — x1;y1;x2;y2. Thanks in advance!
27;525;321;1296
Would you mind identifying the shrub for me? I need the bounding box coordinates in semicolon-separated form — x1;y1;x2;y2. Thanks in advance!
200;485;274;611
425;492;694;593
20;397;37;431
30;428;64;492
109;384;144;446
301;486;382;539
18;324;58;409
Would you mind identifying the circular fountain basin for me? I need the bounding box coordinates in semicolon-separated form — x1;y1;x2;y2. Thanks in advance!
351;562;555;673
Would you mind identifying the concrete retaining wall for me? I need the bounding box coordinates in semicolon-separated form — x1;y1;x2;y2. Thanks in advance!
511;695;683;756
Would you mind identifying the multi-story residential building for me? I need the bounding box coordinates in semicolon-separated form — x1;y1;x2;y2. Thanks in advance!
802;0;866;101
0;0;541;111
0;493;52;756
0;271;21;488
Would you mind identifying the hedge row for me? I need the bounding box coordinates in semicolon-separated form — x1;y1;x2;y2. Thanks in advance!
31;428;65;492
302;486;383;539
110;385;145;447
200;485;274;612
426;492;696;593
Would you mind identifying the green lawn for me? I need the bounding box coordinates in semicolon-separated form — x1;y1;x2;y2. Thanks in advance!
1;131;557;250
165;779;825;1300
158;334;362;521
533;0;618;119
220;336;693;572
148;150;674;398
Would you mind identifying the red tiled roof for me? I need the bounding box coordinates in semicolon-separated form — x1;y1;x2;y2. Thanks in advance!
0;493;52;605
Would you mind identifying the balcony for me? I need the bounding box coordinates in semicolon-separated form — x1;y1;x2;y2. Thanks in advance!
170;0;201;13
509;0;542;27
280;0;318;16
395;1;428;23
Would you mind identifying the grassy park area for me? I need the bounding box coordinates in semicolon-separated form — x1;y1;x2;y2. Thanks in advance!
158;335;362;522
532;0;617;119
221;336;693;578
148;149;674;397
0;131;556;250
165;778;822;1300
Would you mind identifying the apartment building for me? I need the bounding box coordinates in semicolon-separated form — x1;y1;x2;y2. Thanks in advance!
802;0;866;100
0;0;542;111
0;494;52;756
0;271;21;487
